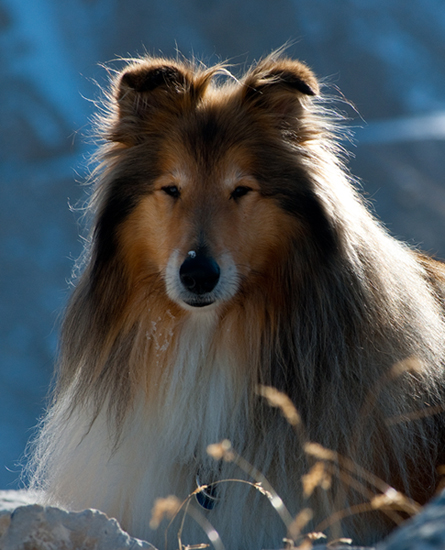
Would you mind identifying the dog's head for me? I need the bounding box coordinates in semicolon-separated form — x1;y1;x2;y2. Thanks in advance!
92;56;335;313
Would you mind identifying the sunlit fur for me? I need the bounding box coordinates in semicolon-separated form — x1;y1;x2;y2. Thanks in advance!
28;52;445;549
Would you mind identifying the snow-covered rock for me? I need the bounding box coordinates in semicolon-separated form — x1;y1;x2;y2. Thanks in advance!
0;492;153;550
1;489;445;550
377;490;445;550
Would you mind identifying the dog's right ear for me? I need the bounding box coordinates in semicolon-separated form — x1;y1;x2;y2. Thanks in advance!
110;60;194;145
241;57;319;126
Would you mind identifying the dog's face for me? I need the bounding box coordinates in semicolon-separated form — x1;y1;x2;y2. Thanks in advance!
97;58;330;313
118;136;294;311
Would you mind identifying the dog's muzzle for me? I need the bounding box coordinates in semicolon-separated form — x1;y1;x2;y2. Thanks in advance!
165;248;238;309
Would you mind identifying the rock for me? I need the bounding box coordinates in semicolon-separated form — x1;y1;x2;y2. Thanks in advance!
377;490;445;550
1;489;445;550
0;492;154;550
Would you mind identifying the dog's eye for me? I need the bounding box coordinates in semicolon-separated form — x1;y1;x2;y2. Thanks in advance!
162;185;180;198
230;186;251;200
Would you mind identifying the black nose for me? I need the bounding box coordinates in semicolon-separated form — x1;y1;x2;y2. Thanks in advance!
180;253;220;295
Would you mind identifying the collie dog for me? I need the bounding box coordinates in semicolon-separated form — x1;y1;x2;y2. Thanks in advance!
29;52;445;548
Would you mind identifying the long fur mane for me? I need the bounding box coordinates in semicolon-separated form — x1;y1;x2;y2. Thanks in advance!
27;51;445;549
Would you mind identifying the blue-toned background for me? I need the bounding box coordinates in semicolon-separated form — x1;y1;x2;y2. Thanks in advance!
1;0;445;489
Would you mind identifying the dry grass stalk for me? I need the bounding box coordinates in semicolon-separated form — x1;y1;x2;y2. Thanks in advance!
386;403;445;426
303;440;421;538
370;487;419;515
327;538;353;547
306;532;327;542
284;532;327;550
288;508;314;539
149;495;182;529
294;540;313;550
206;440;235;462
335;468;405;526
150;491;226;550
206;439;296;541
301;461;332;497
389;356;424;378
200;383;428;547
315;501;379;534
257;385;302;427
304;442;421;514
303;443;336;462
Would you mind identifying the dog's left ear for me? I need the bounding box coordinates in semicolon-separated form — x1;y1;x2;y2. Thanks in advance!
242;58;319;119
109;59;212;145
108;61;193;145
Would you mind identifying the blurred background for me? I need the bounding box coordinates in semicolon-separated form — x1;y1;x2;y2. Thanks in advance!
1;0;445;489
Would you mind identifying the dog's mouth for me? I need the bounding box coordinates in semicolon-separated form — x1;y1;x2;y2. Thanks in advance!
183;298;216;308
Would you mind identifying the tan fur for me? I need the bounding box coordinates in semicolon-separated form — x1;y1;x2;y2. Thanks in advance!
27;52;445;549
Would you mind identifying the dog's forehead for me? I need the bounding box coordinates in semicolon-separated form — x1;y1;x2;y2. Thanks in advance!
159;156;252;194
157;104;252;180
181;107;233;153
